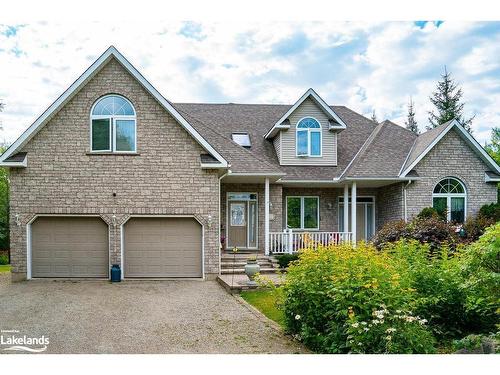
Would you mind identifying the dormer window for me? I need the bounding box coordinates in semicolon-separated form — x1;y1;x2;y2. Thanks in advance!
232;132;251;148
296;117;321;157
90;95;136;153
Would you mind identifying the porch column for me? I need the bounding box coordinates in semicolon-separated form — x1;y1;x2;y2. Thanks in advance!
343;184;349;233
264;177;270;255
351;182;357;244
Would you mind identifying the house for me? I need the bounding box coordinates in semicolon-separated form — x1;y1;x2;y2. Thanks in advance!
1;46;499;281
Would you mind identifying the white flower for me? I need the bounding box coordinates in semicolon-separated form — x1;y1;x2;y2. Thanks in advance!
363;327;370;332
396;310;402;314
386;328;396;333
295;314;301;320
385;336;392;341
361;321;367;325
351;322;359;328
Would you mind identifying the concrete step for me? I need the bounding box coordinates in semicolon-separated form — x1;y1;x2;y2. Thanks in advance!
221;262;275;269
220;267;277;275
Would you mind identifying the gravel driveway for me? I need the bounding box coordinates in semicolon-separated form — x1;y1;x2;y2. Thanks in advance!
0;273;306;354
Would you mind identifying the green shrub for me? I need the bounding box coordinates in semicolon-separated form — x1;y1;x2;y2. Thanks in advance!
281;242;419;353
0;254;8;265
417;207;441;220
460;223;500;333
452;332;499;354
478;202;500;222
275;253;299;268
389;241;469;339
346;306;435;353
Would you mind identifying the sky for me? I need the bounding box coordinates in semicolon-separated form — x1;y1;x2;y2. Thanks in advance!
0;20;498;145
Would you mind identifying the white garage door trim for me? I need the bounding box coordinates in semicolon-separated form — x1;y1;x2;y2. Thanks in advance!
120;215;205;280
26;214;110;280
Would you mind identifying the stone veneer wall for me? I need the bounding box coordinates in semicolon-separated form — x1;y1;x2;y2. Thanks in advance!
376;182;404;228
9;57;220;280
406;128;498;220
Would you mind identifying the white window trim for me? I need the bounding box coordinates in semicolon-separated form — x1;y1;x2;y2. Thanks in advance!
432;178;467;222
295;117;322;158
90;95;137;153
286;196;320;231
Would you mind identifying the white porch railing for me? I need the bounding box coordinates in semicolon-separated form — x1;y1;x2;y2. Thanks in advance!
269;229;353;254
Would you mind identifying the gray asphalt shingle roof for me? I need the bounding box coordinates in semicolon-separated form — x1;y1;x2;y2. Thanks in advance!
344;120;417;178
173;103;462;180
173;102;378;179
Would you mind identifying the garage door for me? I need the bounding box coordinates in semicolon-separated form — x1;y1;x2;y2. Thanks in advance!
124;217;202;278
31;216;109;278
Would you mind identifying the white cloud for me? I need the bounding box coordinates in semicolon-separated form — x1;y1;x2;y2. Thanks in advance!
0;21;498;146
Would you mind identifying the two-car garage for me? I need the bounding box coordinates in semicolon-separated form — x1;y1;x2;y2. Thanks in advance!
29;216;203;279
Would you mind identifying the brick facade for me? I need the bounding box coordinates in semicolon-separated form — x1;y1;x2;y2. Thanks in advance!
376;182;404;228
406;128;498;219
9;58;220;280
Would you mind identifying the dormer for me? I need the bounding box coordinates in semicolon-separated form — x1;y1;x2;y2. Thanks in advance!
264;88;346;166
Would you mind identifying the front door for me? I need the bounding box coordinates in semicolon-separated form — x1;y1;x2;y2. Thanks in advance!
227;193;258;249
338;197;375;241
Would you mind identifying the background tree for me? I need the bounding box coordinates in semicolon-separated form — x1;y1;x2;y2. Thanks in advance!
0;100;8;253
405;97;419;134
485;127;500;203
371;109;378;123
428;66;474;132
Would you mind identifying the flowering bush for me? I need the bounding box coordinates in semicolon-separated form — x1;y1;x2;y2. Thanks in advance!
346;306;435;354
280;225;499;353
281;242;417;353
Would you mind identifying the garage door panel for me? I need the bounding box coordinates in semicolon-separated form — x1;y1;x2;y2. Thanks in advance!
31;217;108;278
124;217;202;278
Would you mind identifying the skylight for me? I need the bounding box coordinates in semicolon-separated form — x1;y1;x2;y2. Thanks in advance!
232;132;251;147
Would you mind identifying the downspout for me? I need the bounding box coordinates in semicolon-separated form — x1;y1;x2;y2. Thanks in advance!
218;171;229;276
403;180;412;222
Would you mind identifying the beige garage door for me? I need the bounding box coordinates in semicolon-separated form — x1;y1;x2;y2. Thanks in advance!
124;217;202;278
31;216;109;278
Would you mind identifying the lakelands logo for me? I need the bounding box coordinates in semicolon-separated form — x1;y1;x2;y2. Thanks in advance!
1;330;49;353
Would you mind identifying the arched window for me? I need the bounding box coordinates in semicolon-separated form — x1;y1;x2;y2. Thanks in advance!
90;95;136;152
296;117;321;157
432;177;466;223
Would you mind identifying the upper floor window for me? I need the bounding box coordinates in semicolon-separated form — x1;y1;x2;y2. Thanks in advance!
432;177;466;223
90;95;136;152
296;117;321;157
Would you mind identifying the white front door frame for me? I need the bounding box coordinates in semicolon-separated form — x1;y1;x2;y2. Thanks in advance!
226;192;259;250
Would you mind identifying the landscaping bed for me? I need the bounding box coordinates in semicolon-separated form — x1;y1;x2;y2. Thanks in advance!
240;221;500;354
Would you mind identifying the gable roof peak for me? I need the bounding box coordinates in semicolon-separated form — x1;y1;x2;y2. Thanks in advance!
400;119;500;176
264;88;347;139
0;46;227;167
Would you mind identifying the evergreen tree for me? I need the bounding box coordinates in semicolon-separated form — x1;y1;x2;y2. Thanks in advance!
405;97;419;134
371;109;378;123
428;66;474;132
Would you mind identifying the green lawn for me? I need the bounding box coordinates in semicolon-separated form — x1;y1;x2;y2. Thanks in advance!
240;290;285;328
0;264;11;273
